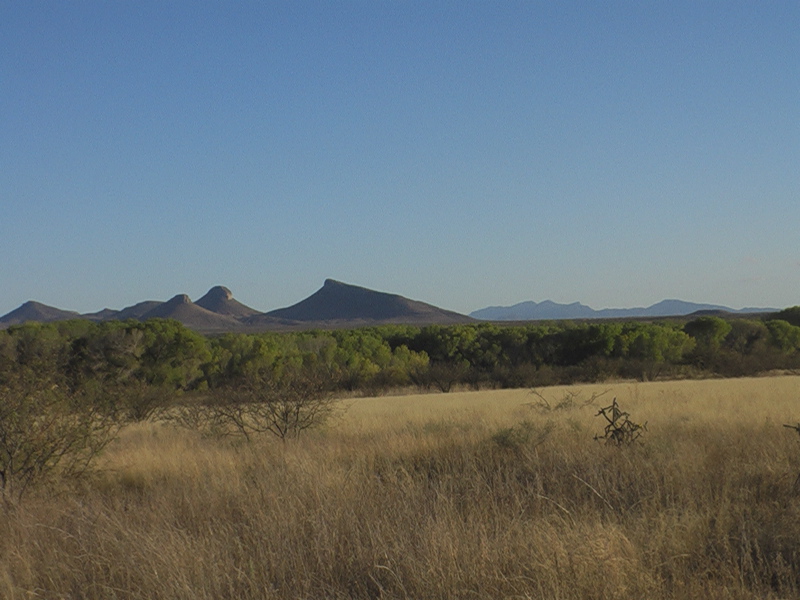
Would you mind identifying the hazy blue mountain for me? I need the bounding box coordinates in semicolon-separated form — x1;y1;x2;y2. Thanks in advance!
471;300;597;321
471;299;776;321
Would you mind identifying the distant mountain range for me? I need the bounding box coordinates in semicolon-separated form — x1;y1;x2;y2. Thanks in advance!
0;280;474;333
1;281;781;333
470;299;777;321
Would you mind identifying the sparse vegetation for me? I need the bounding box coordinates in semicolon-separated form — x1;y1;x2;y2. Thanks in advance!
174;366;338;441
3;312;800;596
0;378;799;598
593;397;647;446
0;374;119;504
528;387;610;411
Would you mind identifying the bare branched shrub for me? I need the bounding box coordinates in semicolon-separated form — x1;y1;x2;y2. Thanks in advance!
594;398;646;446
0;376;120;504
527;388;610;412
174;367;339;441
424;360;471;393
116;382;175;423
166;398;228;438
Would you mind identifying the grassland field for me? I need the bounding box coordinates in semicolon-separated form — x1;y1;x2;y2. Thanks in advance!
3;375;800;599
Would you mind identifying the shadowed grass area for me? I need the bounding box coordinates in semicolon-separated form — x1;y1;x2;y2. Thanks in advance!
2;376;800;599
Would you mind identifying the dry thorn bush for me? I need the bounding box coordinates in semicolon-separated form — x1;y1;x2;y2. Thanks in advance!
594;397;647;446
170;367;339;441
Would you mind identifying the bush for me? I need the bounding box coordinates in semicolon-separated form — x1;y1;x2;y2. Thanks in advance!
0;375;120;504
594;398;646;446
418;360;470;393
174;367;338;441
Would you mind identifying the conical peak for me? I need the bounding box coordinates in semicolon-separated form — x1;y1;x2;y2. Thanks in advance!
205;285;233;300
322;279;368;292
195;285;259;317
167;294;192;305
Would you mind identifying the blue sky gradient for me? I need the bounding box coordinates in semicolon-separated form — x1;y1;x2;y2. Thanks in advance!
2;1;798;316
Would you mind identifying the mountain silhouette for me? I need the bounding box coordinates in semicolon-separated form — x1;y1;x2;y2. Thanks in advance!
195;285;259;317
0;301;80;326
1;282;779;332
115;301;164;320
263;279;473;325
140;294;243;332
471;298;776;321
471;300;597;321
83;300;163;322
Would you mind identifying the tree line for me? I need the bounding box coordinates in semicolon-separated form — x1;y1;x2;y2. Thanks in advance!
2;308;800;399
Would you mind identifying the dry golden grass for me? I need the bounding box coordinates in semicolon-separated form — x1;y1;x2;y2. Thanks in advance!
2;376;800;599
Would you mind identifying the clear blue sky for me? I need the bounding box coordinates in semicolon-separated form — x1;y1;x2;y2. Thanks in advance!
2;1;798;316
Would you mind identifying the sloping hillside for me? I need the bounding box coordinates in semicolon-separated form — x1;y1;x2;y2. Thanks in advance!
195;286;260;318
141;294;243;332
264;279;473;325
0;301;80;326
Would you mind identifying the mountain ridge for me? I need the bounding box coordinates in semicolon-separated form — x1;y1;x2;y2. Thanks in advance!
0;280;473;332
1;283;781;332
137;294;243;332
470;298;777;321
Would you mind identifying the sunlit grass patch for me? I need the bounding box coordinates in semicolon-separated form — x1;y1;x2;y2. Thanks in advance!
2;375;800;599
